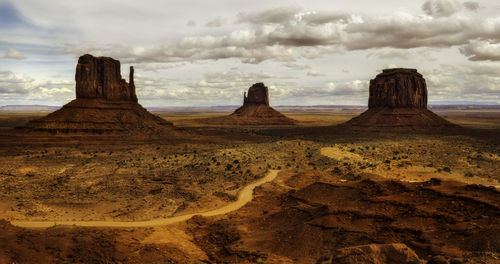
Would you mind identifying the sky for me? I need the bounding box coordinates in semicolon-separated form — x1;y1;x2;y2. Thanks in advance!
0;0;499;107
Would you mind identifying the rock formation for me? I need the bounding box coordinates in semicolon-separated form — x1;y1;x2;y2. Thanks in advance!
243;82;269;105
23;54;174;134
197;83;296;126
318;243;424;264
75;54;137;102
368;68;427;109
342;68;457;131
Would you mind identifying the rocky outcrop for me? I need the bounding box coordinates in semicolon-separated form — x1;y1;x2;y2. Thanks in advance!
317;243;424;264
368;68;427;109
195;83;296;126
23;54;174;135
189;83;295;126
342;68;457;131
75;54;137;102
243;82;269;105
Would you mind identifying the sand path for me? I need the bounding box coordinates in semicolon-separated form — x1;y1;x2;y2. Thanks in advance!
10;170;279;228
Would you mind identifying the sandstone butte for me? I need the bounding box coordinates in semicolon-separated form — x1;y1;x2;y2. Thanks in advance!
342;68;457;131
23;54;173;134
225;82;296;125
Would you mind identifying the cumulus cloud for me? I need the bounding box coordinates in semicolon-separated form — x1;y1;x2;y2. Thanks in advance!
422;0;462;18
299;11;352;25
190;70;276;89
343;13;478;50
237;7;301;24
282;62;311;70
463;1;480;11
424;63;500;102
62;5;500;64
3;2;500;106
275;80;369;104
0;70;73;103
306;70;325;77
131;69;281;104
459;40;500;61
366;48;437;60
3;48;26;60
204;17;225;27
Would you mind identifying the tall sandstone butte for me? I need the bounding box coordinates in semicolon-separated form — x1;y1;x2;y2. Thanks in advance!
243;82;270;105
343;68;456;130
75;54;137;102
24;54;173;134
368;68;427;109
195;82;295;126
228;82;296;125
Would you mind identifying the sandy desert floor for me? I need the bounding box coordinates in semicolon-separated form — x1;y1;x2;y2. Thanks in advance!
0;109;499;263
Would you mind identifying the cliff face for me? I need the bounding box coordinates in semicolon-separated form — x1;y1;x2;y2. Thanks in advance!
243;83;269;106
75;54;137;102
368;68;427;109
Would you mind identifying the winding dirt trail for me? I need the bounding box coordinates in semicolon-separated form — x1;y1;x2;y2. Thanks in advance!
10;170;280;228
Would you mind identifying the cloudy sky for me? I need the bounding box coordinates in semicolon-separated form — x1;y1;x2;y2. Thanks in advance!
0;0;499;106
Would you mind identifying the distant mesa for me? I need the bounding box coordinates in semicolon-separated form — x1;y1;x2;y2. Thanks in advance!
198;82;296;126
23;54;173;134
342;68;457;130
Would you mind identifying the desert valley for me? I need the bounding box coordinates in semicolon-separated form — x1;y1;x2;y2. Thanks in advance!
0;53;498;264
1;1;500;263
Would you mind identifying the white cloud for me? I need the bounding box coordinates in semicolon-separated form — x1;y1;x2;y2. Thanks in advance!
237;6;301;24
204;17;226;27
460;40;500;61
0;70;73;104
306;70;325;77
422;0;462;18
58;5;500;65
424;63;500;102
463;1;480;11
2;1;500;105
3;48;26;60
